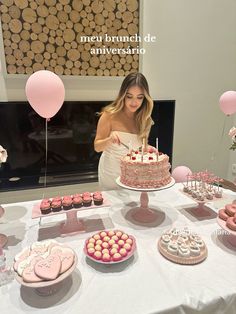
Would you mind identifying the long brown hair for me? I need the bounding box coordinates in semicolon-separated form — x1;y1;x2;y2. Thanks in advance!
100;72;154;138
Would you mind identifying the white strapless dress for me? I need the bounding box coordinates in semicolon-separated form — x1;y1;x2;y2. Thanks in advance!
98;131;142;190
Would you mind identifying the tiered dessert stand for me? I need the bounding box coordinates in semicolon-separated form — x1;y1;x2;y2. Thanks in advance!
180;171;224;212
116;177;175;223
32;199;111;237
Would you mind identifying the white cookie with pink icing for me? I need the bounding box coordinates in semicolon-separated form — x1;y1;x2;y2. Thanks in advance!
34;254;62;280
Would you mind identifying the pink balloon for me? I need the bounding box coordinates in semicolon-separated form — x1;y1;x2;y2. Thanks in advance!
219;91;236;116
25;70;65;119
172;166;192;183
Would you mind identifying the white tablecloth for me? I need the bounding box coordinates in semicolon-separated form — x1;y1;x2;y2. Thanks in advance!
0;183;236;314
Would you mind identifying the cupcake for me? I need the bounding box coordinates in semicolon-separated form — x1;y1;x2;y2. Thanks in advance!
62;196;72;210
51;200;62;212
82;192;91;198
40;200;51;215
83;195;92;207
93;192;103;206
73;196;83;208
72;193;81;199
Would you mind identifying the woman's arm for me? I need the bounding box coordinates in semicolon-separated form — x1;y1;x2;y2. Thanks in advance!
94;112;121;152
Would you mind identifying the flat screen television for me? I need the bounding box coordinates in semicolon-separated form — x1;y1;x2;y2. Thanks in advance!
0;100;175;191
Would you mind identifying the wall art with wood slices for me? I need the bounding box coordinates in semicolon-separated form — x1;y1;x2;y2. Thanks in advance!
0;0;140;76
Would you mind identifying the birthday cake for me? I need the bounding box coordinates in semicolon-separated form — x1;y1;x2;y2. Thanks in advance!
120;146;171;188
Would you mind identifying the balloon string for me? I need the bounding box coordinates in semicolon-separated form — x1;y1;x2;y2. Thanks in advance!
42;119;48;199
207;115;227;169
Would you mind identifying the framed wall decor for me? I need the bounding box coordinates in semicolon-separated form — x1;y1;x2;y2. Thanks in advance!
0;0;140;76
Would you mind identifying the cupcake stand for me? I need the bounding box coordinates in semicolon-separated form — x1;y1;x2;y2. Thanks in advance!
217;217;236;247
116;177;175;223
14;255;78;296
32;200;111;237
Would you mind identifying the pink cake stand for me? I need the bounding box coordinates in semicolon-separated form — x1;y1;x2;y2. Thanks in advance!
217;216;236;247
0;205;7;247
59;211;85;237
15;255;78;296
116;177;175;223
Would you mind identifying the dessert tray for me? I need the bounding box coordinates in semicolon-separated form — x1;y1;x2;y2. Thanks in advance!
180;189;224;205
13;240;77;295
84;230;136;264
180;171;224;205
32;198;110;219
32;192;111;236
32;192;110;219
158;228;208;265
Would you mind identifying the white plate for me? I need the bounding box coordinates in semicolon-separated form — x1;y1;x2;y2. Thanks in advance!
116;177;175;192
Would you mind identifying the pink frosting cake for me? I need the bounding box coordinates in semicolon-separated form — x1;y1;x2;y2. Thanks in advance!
120;147;171;188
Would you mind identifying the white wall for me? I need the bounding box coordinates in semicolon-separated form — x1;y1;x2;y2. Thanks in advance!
1;0;236;179
142;0;236;178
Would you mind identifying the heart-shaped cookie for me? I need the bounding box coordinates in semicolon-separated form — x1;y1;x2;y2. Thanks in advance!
34;254;61;280
14;248;30;261
22;266;43;283
50;246;74;274
16;255;36;276
59;253;74;274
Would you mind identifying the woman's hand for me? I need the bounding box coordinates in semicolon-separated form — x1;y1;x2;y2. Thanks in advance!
109;131;121;145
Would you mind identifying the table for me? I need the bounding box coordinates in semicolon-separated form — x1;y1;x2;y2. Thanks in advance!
1;183;236;314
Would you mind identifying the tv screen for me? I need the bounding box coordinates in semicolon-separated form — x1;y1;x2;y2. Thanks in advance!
0;100;175;191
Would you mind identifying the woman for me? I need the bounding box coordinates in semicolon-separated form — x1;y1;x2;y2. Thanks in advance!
94;72;154;190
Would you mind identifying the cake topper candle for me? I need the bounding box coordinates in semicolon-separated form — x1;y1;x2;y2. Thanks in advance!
156;138;159;151
141;138;145;162
129;141;132;160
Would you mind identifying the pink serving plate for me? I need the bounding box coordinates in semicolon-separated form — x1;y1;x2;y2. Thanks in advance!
158;240;207;265
84;234;136;265
14;253;77;288
217;216;236;236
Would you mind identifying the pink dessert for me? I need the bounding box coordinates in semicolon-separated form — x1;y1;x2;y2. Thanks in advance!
93;192;103;205
52;196;61;202
218;208;230;221
84;230;136;263
51;200;62;212
14;240;75;283
62;198;72;210
120;146;171;188
225;204;236;216
82;192;91;198
40;200;51;215
73;196;83;208
83;195;92;207
226;217;236;231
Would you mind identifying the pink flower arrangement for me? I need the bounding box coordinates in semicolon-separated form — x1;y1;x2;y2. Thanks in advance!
228;127;236;150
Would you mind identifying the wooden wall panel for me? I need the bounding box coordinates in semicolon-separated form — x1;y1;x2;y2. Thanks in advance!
0;0;140;76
